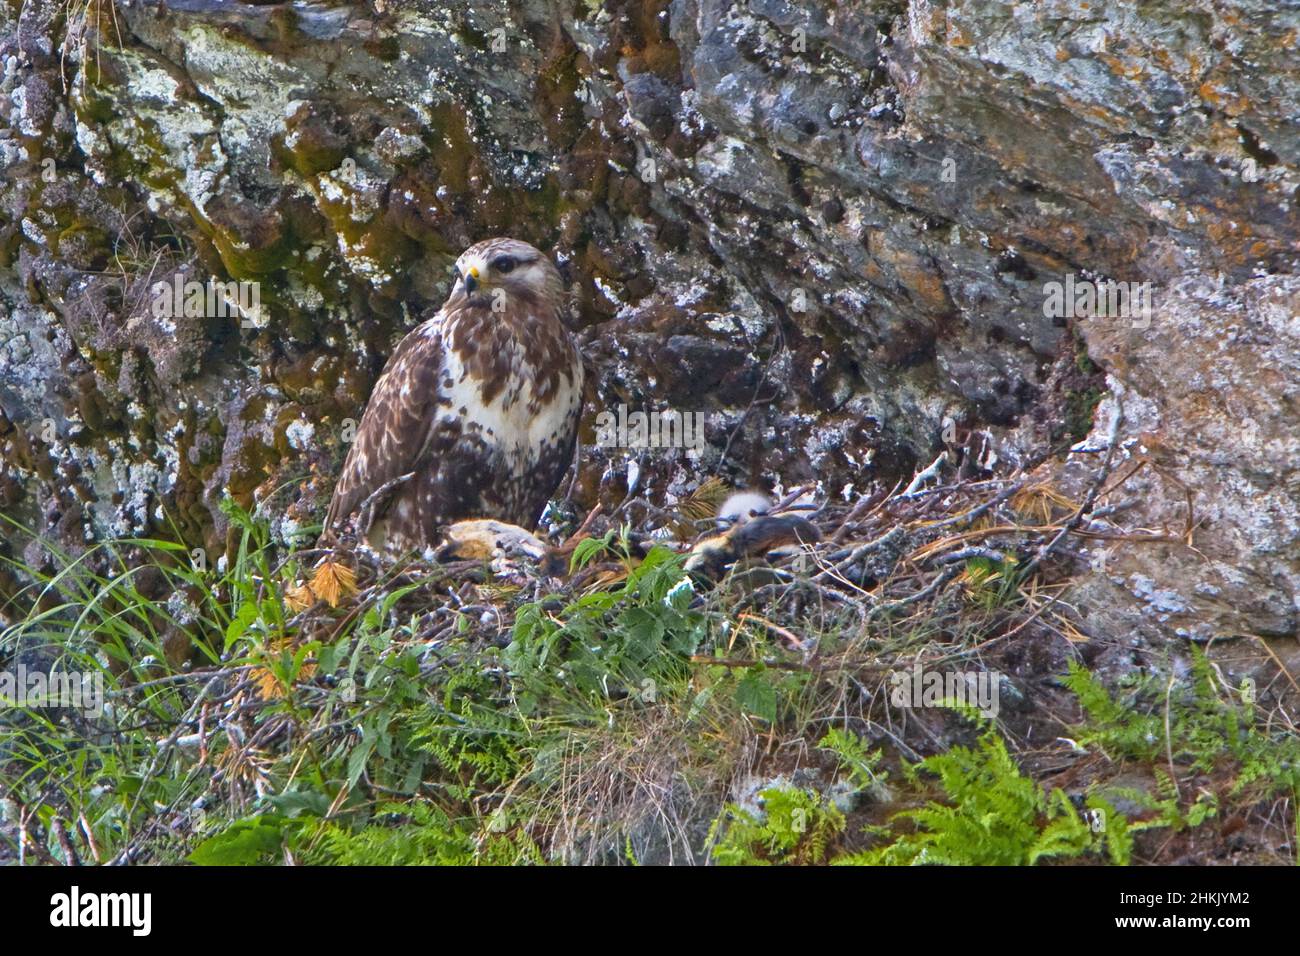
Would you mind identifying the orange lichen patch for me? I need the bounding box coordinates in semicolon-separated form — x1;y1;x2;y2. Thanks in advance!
1197;77;1252;115
1097;52;1147;81
906;266;951;314
1058;95;1122;127
1205;219;1243;243
909;5;944;39
870;238;953;314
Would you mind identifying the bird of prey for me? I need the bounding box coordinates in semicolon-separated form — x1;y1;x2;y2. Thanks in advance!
323;238;584;556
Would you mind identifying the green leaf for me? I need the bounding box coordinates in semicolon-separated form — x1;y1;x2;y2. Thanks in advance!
570;532;615;572
736;672;777;723
266;790;332;819
225;600;260;651
622;607;665;660
189;816;289;865
347;737;376;788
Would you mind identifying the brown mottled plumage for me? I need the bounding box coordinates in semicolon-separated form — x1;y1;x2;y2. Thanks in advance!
323;238;583;556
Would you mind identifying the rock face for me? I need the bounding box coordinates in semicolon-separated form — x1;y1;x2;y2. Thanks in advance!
0;0;1296;639
1061;274;1299;643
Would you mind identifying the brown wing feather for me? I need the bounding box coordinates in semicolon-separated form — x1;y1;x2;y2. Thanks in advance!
324;319;446;535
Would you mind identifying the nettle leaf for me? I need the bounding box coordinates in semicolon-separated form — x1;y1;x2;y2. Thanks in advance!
661;608;704;656
736;671;778;723
571;590;616;612
317;642;343;674
570;531;616;572
266;789;332;819
627;546;685;598
400;755;427;794
511;602;544;641
347;736;376;788
622;607;665;657
686;686;714;723
224;600;260;650
189;815;290;865
664;576;695;611
360;582;421;630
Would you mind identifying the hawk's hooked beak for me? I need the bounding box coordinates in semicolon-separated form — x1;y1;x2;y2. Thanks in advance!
463;264;481;295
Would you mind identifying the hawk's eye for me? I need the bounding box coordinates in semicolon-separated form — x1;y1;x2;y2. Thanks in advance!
492;255;517;274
